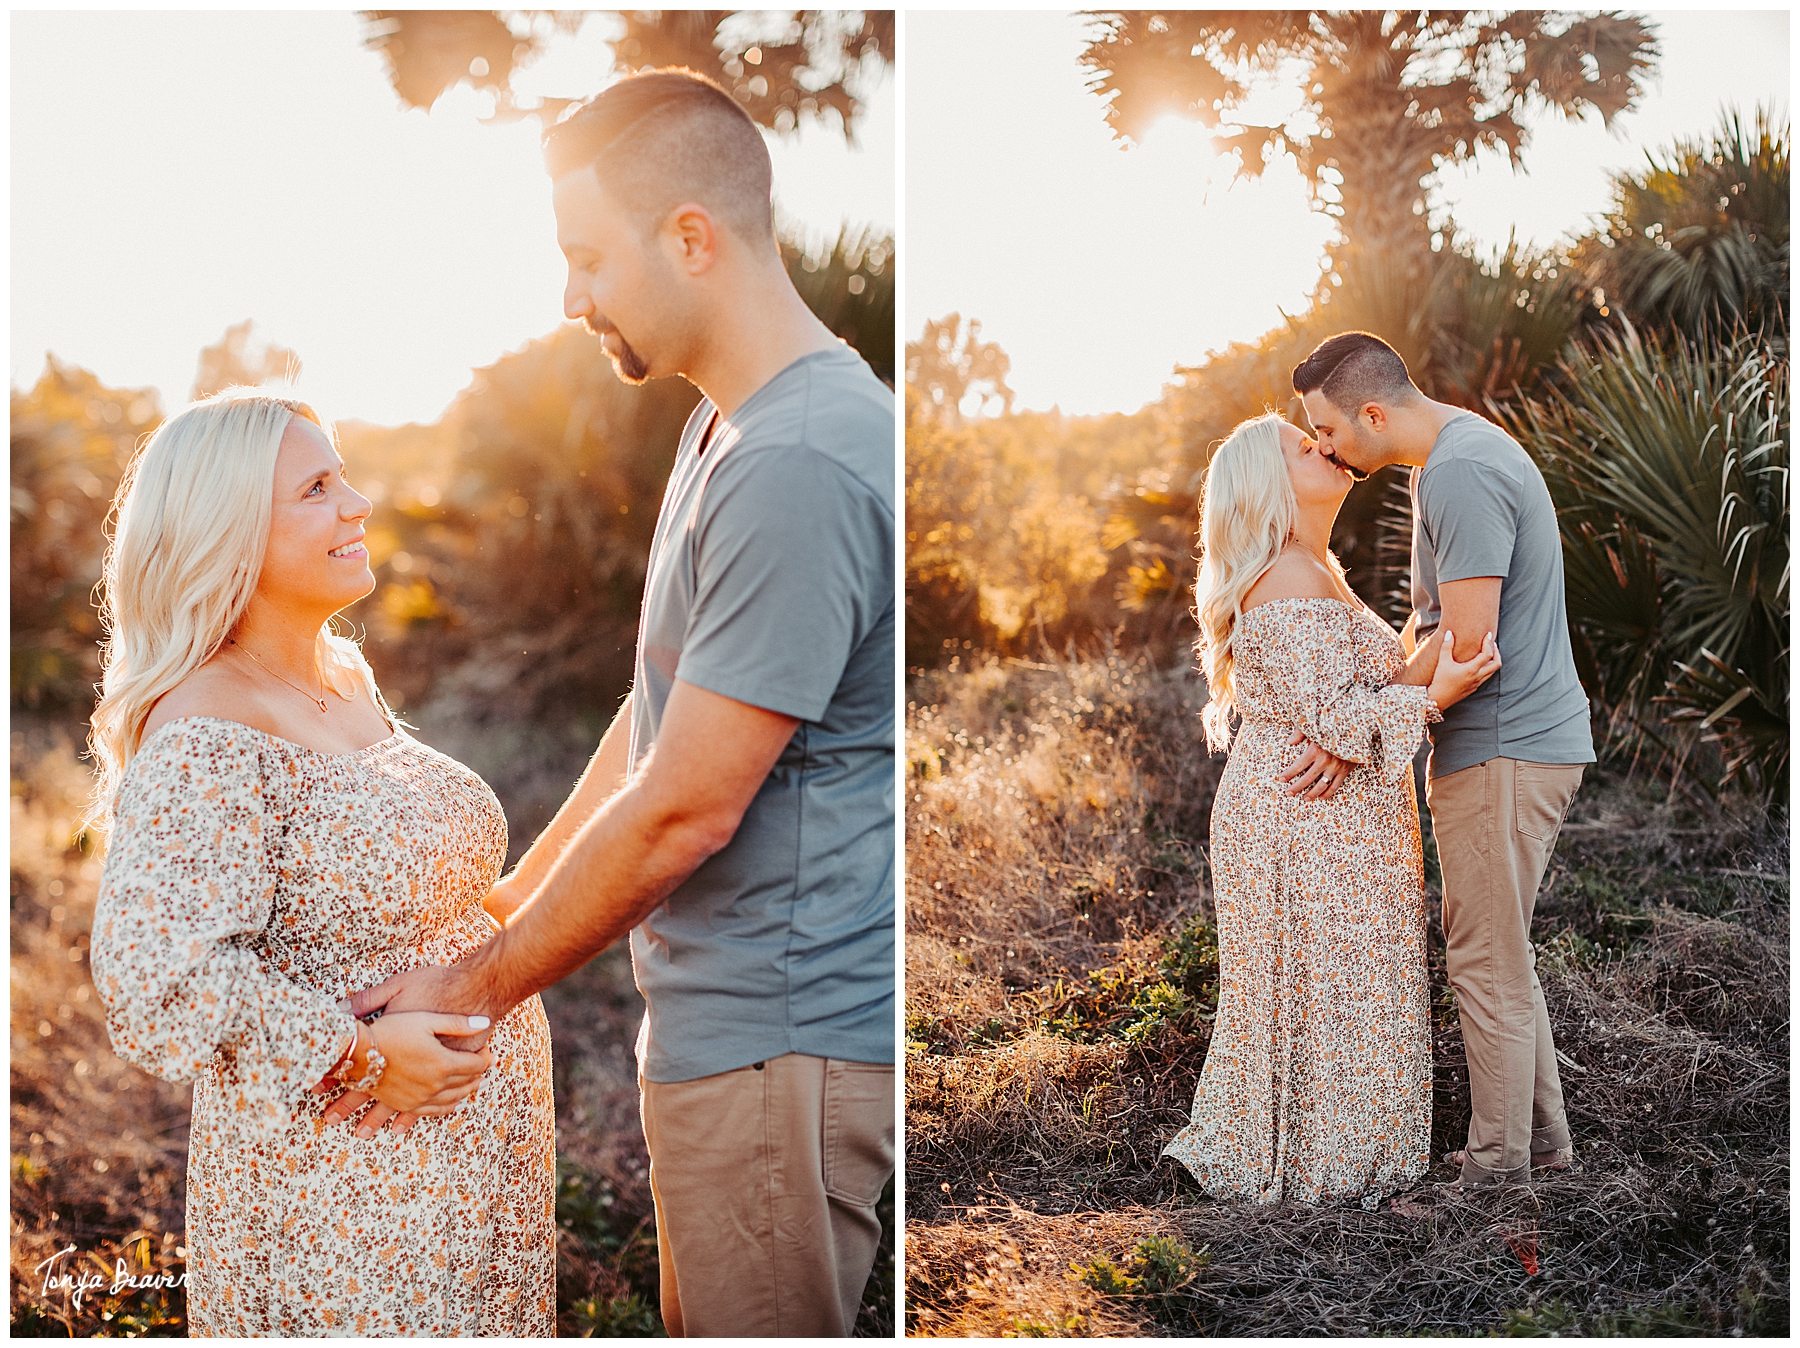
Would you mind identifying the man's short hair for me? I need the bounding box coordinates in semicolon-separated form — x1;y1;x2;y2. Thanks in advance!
542;68;774;246
1291;331;1420;416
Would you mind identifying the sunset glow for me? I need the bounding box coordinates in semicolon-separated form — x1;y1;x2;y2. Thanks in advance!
10;11;892;427
908;10;1787;417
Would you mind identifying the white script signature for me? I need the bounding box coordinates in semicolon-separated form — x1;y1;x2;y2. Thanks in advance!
34;1244;187;1310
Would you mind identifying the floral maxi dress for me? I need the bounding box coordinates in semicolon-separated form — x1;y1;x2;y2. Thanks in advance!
91;716;556;1335
1163;598;1436;1208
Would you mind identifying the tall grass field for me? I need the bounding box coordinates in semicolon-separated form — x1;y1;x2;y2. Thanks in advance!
904;654;1787;1337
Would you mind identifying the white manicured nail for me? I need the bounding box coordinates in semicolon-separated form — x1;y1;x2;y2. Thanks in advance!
468;1015;490;1030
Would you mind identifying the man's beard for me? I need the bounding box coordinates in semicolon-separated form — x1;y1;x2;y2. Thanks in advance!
1322;433;1372;483
584;316;650;384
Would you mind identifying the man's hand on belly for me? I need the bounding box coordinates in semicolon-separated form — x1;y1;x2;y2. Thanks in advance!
1278;731;1353;800
322;962;499;1132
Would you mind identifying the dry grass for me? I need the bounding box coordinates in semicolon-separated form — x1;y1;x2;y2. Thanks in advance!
904;654;1789;1337
10;720;192;1336
10;715;893;1337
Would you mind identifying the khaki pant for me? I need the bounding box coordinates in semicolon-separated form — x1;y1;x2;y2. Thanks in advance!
638;1054;894;1337
1427;757;1584;1184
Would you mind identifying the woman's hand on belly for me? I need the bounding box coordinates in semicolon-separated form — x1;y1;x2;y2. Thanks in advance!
323;1010;492;1139
1276;729;1355;800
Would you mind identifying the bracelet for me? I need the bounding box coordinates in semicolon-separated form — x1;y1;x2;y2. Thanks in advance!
1424;694;1445;725
327;1028;359;1083
345;1022;387;1093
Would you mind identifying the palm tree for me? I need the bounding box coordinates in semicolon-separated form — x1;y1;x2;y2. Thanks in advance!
1103;228;1595;626
1575;106;1789;347
1080;11;1659;623
1079;11;1657;279
359;10;892;136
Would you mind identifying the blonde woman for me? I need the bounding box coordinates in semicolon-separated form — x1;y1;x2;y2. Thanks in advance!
1161;412;1499;1209
87;390;555;1334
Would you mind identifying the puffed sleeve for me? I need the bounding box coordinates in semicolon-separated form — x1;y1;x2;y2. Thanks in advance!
1239;603;1436;783
90;719;356;1137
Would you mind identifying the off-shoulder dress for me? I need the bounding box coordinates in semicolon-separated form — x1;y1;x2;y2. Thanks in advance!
1162;598;1436;1209
91;716;555;1335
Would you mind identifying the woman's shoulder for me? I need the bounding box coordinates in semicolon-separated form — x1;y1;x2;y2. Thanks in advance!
1241;549;1346;614
141;663;287;750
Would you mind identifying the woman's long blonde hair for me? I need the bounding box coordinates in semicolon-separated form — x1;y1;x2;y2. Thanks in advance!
1194;412;1295;751
87;388;367;828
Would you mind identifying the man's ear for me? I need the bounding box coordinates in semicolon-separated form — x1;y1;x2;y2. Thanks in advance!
665;202;719;275
1361;401;1388;434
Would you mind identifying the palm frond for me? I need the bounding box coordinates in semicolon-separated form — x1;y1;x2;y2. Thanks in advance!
1501;324;1788;798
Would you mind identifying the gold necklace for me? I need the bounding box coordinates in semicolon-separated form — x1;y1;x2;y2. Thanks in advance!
228;638;331;713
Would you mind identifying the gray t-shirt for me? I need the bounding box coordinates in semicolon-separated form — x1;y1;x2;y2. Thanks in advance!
1411;413;1594;778
627;345;895;1082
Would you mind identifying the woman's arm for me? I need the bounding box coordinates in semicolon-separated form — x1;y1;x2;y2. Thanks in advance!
90;722;359;1137
1257;606;1444;785
1284;615;1496;793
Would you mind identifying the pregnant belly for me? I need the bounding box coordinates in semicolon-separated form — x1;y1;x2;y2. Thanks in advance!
182;993;555;1331
213;899;544;1149
189;987;551;1155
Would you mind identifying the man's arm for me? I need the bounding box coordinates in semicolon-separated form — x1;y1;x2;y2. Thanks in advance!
1393;576;1502;686
471;679;797;1009
1384;577;1506;690
485;691;635;924
359;678;798;1021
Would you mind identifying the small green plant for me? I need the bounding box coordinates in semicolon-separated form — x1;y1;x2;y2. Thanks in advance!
1497;1297;1710;1337
1734;1267;1782;1335
1069;1236;1207;1325
1004;1311;1086;1336
969;1015;1015;1047
554;1158;660;1331
1131;1235;1205;1296
906;1008;937;1056
1040;917;1221;1046
1121;979;1188;1044
1497;1299;1578;1336
1591;1299;1708;1336
1071;1251;1140;1295
1159;916;1220;1007
566;1293;665;1338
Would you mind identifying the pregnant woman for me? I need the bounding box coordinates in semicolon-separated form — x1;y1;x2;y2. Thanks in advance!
1162;412;1498;1209
88;390;555;1334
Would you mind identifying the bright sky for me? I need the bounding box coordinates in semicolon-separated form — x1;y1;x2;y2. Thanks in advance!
11;11;894;427
907;9;1789;417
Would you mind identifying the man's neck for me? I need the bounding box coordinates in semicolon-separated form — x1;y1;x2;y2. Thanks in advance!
1390;398;1471;470
681;263;841;418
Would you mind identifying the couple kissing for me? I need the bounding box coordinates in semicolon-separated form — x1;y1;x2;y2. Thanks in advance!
1164;331;1594;1208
